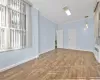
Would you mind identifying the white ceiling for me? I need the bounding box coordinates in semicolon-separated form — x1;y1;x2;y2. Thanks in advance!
29;0;96;24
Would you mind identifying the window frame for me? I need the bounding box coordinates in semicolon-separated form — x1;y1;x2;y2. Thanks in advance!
0;0;32;52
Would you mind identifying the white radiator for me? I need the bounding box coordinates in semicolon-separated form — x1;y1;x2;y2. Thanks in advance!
94;44;100;63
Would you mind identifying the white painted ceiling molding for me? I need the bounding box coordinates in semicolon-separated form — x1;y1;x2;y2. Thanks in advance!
29;0;96;24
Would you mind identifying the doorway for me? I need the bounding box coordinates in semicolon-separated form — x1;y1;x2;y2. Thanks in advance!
68;29;76;49
56;30;63;48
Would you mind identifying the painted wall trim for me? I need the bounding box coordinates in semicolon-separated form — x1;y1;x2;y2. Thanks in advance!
0;55;39;72
64;48;93;53
39;48;55;55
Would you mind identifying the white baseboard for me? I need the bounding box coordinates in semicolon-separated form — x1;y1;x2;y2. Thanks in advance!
64;48;93;52
75;49;93;52
0;55;39;72
39;48;55;55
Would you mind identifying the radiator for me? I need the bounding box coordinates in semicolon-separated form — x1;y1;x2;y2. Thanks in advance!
94;45;100;63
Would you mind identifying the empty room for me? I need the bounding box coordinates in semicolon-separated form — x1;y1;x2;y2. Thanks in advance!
0;0;100;80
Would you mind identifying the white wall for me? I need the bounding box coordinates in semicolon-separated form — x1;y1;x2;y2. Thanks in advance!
58;17;95;52
39;13;57;54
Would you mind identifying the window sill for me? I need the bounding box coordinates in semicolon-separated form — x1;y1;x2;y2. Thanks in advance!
0;47;26;53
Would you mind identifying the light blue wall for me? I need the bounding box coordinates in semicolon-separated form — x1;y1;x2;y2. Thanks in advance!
0;8;39;69
58;17;94;51
0;7;93;70
0;8;57;69
32;8;39;54
39;14;57;53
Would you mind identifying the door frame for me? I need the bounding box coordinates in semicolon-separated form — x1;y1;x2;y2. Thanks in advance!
67;29;76;49
56;30;64;48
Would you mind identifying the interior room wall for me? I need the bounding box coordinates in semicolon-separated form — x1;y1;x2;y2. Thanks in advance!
0;8;39;70
0;8;58;70
58;17;95;52
39;13;57;54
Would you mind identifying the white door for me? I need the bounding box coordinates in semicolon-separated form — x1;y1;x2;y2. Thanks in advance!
56;30;63;48
68;29;76;49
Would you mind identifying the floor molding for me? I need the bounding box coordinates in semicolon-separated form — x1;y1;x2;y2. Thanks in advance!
0;55;39;72
75;49;93;52
39;48;55;55
65;48;93;52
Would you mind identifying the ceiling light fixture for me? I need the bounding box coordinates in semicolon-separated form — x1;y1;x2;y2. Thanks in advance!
63;6;71;16
84;16;89;30
86;23;88;28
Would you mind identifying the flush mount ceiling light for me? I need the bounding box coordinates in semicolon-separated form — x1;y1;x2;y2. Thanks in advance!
63;6;71;16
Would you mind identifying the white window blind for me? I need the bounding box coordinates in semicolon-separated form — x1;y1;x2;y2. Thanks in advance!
0;0;32;52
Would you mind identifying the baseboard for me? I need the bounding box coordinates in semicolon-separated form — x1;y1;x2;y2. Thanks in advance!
0;55;39;72
39;48;55;55
64;48;93;52
75;49;93;52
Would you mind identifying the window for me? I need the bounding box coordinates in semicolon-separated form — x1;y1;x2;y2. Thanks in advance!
0;0;32;52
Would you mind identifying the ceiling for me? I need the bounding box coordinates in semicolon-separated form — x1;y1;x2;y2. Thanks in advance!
29;0;97;24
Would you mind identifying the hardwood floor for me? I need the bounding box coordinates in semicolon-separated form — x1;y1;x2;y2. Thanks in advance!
0;49;100;80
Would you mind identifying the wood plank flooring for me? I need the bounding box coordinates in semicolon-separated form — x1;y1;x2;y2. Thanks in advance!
0;49;100;80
